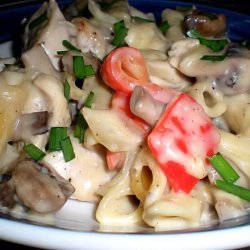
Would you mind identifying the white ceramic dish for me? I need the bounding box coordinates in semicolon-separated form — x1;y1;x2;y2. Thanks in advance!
1;1;250;249
0;199;250;250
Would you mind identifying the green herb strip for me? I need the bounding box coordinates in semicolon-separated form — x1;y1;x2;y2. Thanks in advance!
112;20;128;47
64;79;70;102
74;112;88;143
200;55;226;61
215;180;250;201
23;144;46;161
48;127;67;151
73;56;95;79
187;29;228;52
83;91;95;108
73;56;85;79
62;40;81;52
29;12;48;30
158;20;170;33
60;136;75;162
208;152;240;183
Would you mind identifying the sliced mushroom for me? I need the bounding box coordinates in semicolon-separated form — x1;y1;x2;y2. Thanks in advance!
12;159;74;213
184;12;227;38
0;174;16;209
130;86;165;126
10;111;49;141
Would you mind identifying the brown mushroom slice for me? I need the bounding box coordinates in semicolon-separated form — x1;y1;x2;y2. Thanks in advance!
0;174;16;209
12;160;74;213
11;111;49;141
130;86;165;126
184;13;227;38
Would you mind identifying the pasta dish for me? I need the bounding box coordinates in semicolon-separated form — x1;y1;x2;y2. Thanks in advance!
0;0;250;231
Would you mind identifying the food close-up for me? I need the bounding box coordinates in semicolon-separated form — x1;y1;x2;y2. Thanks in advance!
0;0;250;249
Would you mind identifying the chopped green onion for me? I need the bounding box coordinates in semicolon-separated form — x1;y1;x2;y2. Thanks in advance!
131;16;154;23
84;64;95;77
208;152;240;183
187;29;228;52
199;37;228;52
186;29;202;38
201;55;226;61
73;56;85;79
62;40;81;52
74;112;88;143
23;144;46;161
64;79;70;102
60;136;75;162
48;127;67;151
215;180;250;201
29;12;48;30
73;56;95;79
84;91;95;108
158;20;170;33
112;20;128;47
57;50;68;55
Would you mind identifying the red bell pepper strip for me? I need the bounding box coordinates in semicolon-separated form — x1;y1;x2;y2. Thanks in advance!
100;46;178;104
106;149;126;171
148;93;220;193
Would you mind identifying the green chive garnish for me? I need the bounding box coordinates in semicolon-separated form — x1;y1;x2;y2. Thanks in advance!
208;153;240;183
29;12;48;30
199;37;228;52
64;79;70;102
74;112;88;143
215;180;250;201
112;20;128;47
187;29;228;52
84;64;95;77
23;144;46;161
62;40;81;52
158;20;170;33
84;91;95;108
186;29;202;38
201;55;226;61
73;56;95;79
60;136;75;162
73;56;85;79
131;16;154;23
48;127;67;151
57;50;68;55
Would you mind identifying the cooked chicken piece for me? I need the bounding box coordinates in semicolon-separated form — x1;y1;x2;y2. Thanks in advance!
23;0;77;70
43;136;114;201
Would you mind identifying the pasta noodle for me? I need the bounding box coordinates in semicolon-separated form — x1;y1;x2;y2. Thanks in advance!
0;0;250;231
